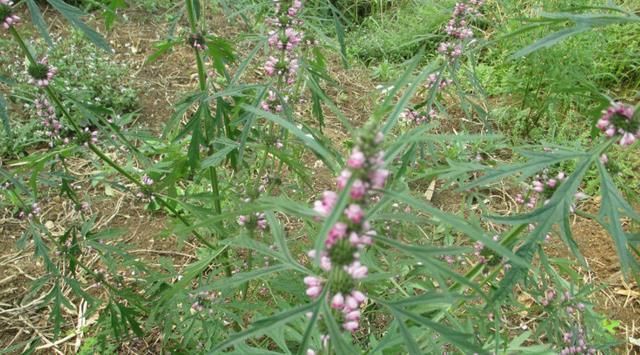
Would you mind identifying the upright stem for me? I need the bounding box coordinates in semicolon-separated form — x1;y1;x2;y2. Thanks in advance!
242;229;255;301
9;27;37;66
185;0;231;276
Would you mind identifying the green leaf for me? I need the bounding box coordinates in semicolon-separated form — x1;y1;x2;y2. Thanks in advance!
511;25;590;58
206;36;236;76
116;302;144;337
210;301;318;353
265;212;301;270
158;247;227;304
241;104;338;171
146;39;179;64
385;291;470;308
596;162;640;277
306;70;351;131
195;264;292;294
0;93;11;136
296;298;322;355
26;0;53;47
163;92;202;137
0;75;16;85
231;41;263;85
331;9;349;68
558;203;587;268
461;149;588;190
104;0;127;31
200;139;239;169
47;0;113;53
381;62;435;134
511;10;640;58
384;189;529;268
396;317;422;355
376;235;470;257
384;302;485;354
225;235;308;274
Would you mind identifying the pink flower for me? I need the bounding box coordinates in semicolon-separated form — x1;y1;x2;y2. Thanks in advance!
369;169;389;189
331;293;344;309
344;295;359;310
348;232;361;246
303;276;321;287
532;180;544;193
326;222;347;247
346;261;368;279
347;148;366;169
314;191;337;218
306;286;322;298
319;255;332;271
350;179;367;200
351;290;366;303
345;310;360;321
1;1;20;30
345;204;364;224
599;154;608;165
337;169;352;190
268;31;278;46
264;56;278;76
620;132;636;147
343;321;359;332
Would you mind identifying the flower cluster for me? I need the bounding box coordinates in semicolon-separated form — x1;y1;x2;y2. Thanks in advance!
187;33;206;51
260;89;284;114
437;1;484;61
424;1;484;115
426;73;452;91
141;174;154;186
28;58;57;88
596;102;638;147
190;290;218;313
18;202;41;220
560;329;596;354
401;108;436;125
0;0;19;30
303;128;388;340
82;127;98;147
261;1;305;111
437;42;462;60
515;171;566;209
35;97;63;147
237;212;268;231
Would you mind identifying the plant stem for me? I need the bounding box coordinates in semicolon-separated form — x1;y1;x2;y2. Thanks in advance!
185;0;231;276
242;230;255;301
9;27;37;66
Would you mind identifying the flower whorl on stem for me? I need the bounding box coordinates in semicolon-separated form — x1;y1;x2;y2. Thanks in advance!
0;0;20;30
596;103;638;147
304;127;389;336
261;0;305;113
28;57;57;88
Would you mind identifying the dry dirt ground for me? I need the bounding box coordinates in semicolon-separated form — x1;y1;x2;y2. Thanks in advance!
1;4;639;354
